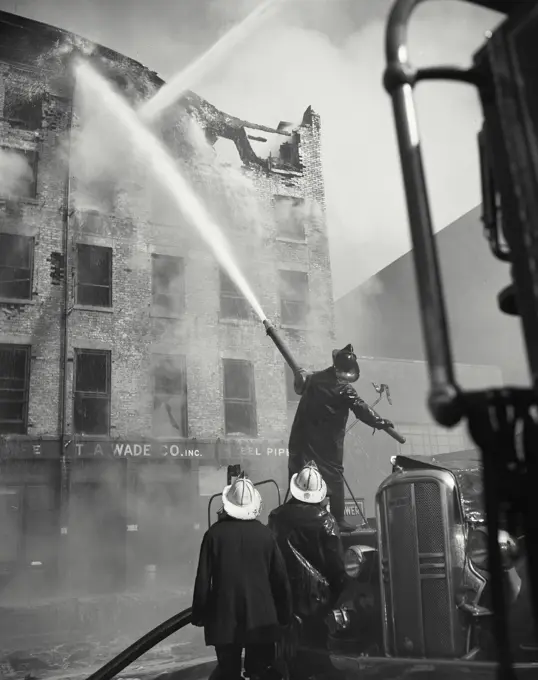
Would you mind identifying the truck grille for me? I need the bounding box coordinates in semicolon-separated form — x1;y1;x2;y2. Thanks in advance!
379;479;454;658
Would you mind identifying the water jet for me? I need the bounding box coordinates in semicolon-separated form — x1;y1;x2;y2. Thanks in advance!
139;0;285;123
75;60;266;324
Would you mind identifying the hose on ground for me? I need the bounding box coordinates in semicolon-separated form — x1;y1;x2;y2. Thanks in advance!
86;607;193;680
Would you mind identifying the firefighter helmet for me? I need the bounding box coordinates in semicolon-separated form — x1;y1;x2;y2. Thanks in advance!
222;473;262;520
290;461;327;504
333;344;360;383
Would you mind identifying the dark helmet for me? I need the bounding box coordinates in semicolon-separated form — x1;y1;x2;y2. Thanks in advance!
332;344;360;383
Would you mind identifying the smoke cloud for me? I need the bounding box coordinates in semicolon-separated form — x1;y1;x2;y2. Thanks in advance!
200;0;504;299
0;147;33;198
1;0;504;298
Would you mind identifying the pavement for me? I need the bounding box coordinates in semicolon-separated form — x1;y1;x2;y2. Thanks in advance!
0;589;214;680
0;637;214;680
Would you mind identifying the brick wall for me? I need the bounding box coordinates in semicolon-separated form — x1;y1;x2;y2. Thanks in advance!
0;64;72;436
0;57;335;445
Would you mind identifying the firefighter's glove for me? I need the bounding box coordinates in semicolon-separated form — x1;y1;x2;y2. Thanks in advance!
191;617;205;628
380;419;394;430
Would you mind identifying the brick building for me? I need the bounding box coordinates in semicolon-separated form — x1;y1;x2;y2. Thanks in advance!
0;11;334;599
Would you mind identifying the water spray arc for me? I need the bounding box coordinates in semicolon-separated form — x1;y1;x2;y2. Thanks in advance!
75;60;405;449
139;0;285;123
75;60;266;323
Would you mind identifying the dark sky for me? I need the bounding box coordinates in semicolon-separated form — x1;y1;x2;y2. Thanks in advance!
0;0;503;298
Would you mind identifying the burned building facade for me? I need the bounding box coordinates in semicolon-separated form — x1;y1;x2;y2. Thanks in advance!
0;11;334;599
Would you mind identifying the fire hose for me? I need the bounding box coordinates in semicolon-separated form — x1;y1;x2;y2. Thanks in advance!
85;607;193;680
84;322;394;680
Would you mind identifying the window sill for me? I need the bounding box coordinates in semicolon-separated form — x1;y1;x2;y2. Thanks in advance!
150;309;184;320
219;316;255;325
281;323;308;331
276;237;307;245
0;297;36;306
0;196;39;205
222;434;259;440
73;433;111;440
74;304;114;313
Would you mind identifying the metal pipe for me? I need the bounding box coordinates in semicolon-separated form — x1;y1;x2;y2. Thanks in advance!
263;319;302;374
384;0;461;427
58;86;75;591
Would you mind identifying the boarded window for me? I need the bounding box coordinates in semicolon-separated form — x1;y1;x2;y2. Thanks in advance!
74;349;111;435
0;344;30;434
223;359;257;437
220;270;250;320
0;233;33;299
76;244;112;307
274;195;306;241
0;147;38;199
151;255;185;316
152;354;188;438
279;270;309;327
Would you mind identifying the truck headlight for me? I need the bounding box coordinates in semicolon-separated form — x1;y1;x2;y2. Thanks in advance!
469;527;489;569
344;545;374;578
469;527;519;570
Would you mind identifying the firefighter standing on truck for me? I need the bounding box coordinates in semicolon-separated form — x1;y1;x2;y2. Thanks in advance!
289;344;393;533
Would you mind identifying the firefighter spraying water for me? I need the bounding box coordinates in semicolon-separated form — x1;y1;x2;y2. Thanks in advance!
80;1;538;679
263;320;405;533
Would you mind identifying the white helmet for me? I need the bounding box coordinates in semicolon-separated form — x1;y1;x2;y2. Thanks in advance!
290;461;327;504
222;474;262;520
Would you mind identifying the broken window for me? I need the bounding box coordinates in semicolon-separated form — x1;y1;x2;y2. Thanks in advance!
285;364;301;403
274;196;306;241
3;84;43;130
0;147;38;199
279;270;310;327
0;233;34;300
49;251;65;286
85;178;116;214
151;254;185;316
0;344;30;434
76;244;113;307
223;359;257;437
73;349;111;436
220;269;250;320
152;354;188;438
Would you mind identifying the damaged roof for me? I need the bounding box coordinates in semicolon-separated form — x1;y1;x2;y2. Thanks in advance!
0;9;307;174
180;91;291;138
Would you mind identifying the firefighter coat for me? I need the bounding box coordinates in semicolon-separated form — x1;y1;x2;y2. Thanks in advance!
268;498;346;617
191;515;292;646
288;366;388;488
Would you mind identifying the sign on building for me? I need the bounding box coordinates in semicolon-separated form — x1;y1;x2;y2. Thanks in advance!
343;497;367;525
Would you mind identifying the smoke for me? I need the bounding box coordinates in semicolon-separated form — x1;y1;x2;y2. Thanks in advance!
0;148;33;198
197;0;503;299
0;0;505;298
